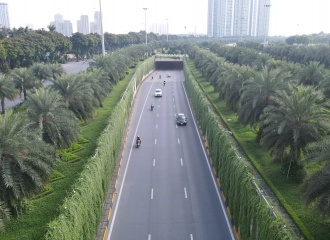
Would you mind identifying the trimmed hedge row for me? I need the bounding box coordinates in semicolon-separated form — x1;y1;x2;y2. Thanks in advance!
183;60;294;239
44;57;155;240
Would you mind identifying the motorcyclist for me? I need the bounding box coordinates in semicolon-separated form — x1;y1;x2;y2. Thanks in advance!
163;80;166;86
151;103;154;110
136;135;141;144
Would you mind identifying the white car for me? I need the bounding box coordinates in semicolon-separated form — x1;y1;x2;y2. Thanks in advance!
154;89;162;97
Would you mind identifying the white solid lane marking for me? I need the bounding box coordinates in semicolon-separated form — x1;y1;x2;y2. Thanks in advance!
153;159;156;166
155;139;157;144
184;187;187;199
178;138;180;144
181;82;235;239
190;234;193;240
180;158;183;166
151;188;154;199
148;234;151;240
107;76;156;240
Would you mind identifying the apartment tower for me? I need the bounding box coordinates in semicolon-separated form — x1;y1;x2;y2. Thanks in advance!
208;0;271;38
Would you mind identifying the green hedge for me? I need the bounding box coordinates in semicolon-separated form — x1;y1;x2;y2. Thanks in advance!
183;60;294;239
44;57;155;240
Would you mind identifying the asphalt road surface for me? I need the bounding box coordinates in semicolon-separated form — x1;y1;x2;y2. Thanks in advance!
107;70;235;240
4;61;89;110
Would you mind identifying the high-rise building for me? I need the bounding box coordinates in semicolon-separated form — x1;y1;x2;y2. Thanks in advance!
208;0;271;38
50;14;73;37
90;11;101;34
77;15;89;34
0;2;10;28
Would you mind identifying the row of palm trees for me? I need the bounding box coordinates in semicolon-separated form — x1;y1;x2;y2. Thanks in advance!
187;44;330;216
0;45;149;228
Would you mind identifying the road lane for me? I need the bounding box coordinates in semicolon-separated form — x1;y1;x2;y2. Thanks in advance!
108;70;234;240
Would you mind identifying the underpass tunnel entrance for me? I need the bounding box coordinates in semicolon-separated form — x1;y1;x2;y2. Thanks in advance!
155;57;184;70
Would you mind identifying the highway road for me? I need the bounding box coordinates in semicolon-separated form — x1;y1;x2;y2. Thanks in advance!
107;70;235;240
4;61;89;110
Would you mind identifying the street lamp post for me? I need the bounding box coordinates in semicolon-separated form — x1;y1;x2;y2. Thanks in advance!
166;18;169;42
99;0;105;55
142;8;148;45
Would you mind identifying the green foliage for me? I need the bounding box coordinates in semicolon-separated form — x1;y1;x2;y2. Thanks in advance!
57;151;81;163
184;60;295;239
44;56;155;239
30;185;54;200
50;170;65;182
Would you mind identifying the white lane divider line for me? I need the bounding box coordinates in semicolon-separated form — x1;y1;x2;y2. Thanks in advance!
180;158;183;166
173;98;174;101
148;234;151;240
156;124;158;129
174;105;176;108
184;187;188;199
151;188;154;199
153;159;156;166
155;139;157;145
178;138;180;144
190;234;193;240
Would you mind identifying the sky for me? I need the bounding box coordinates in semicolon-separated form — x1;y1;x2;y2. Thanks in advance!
4;0;330;37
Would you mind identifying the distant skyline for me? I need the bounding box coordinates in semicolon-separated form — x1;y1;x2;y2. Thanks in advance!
4;0;330;36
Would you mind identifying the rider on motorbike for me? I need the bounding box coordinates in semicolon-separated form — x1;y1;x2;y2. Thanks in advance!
151;103;154;111
163;80;166;86
136;136;141;145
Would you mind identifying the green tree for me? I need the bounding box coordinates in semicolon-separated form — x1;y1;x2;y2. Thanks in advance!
83;69;111;107
0;201;10;230
11;67;40;100
0;74;17;114
298;61;325;86
0;110;55;211
70;33;89;61
50;74;94;121
259;86;330;176
24;88;79;148
30;63;52;82
238;67;291;127
48;63;65;80
301;162;330;217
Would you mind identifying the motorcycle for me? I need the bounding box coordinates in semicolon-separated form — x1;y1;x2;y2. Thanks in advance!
163;80;166;86
136;139;141;148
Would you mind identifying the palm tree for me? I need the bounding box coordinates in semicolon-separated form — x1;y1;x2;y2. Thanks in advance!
11;67;40;100
259;86;330;176
0;200;10;230
238;67;291;127
0;74;18;114
83;69;112;107
301;162;330;217
48;63;65;80
24;88;79;148
222;66;255;111
0;110;55;210
50;74;94;120
30;63;52;82
89;55;120;83
298;61;325;87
